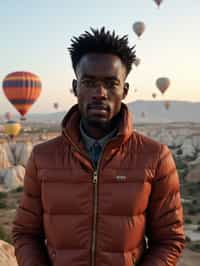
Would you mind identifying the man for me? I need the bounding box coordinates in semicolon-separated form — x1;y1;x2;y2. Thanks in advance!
12;27;185;266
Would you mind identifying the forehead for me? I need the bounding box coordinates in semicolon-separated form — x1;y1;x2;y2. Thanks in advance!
76;53;126;79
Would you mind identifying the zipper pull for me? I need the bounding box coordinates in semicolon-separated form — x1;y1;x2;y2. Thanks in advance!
93;171;97;184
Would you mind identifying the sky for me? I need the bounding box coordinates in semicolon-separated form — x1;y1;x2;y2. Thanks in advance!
0;0;200;116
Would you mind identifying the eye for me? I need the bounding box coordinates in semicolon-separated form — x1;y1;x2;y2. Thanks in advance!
106;80;119;89
81;79;95;87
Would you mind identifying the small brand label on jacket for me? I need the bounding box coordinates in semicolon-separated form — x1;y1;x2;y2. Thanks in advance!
116;175;127;181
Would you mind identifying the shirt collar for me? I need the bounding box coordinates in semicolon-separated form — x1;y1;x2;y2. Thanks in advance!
80;121;117;151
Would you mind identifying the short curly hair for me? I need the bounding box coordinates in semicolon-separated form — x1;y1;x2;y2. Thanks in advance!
68;27;136;76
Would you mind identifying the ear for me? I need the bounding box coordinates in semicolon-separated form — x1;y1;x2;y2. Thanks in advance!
72;79;78;96
123;82;129;99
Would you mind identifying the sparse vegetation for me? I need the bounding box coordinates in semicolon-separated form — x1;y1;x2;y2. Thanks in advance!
185;236;191;242
173;156;189;182
0;200;7;208
188;183;200;195
0;225;11;243
11;186;23;193
0;191;7;199
188;206;200;216
192;199;198;205
176;149;183;155
188;241;200;253
185;218;192;224
174;157;187;169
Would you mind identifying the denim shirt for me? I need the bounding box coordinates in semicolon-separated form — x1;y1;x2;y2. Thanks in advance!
80;121;117;168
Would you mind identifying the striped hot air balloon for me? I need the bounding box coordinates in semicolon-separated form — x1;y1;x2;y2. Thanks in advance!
2;71;42;120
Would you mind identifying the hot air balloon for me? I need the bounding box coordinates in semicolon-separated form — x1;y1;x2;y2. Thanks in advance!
53;102;59;110
152;93;157;99
133;57;141;67
4;120;21;138
4;112;12;121
2;71;42;120
141;112;145;118
156;77;170;94
153;0;163;7
133;22;145;38
164;101;171;110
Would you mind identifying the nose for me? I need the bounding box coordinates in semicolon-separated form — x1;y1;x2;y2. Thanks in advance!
92;82;107;100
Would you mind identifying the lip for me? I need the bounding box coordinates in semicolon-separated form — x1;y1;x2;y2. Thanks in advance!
88;104;108;111
87;104;109;117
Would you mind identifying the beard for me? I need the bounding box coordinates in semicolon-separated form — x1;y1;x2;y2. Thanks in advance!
82;110;121;133
82;116;110;130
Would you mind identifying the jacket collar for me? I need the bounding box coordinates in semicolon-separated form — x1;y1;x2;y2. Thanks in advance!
61;103;134;149
80;120;118;151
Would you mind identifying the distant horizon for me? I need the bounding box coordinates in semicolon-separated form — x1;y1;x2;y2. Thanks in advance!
1;99;200;116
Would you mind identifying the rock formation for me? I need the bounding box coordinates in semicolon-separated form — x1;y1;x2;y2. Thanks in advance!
14;141;33;167
3;165;25;190
0;240;18;266
185;163;200;183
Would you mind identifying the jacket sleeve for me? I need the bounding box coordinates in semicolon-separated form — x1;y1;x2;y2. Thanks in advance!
12;148;50;266
140;144;185;266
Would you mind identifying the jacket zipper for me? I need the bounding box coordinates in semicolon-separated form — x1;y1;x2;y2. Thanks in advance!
90;135;122;266
81;140;119;266
63;130;121;266
91;170;98;266
90;135;116;266
63;138;100;266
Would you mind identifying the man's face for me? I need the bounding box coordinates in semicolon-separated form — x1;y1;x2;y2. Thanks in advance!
74;53;129;128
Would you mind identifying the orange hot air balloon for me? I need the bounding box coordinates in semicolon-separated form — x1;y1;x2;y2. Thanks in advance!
153;0;163;7
133;22;145;38
156;77;170;94
133;57;141;67
164;101;171;110
2;71;42;120
152;93;157;99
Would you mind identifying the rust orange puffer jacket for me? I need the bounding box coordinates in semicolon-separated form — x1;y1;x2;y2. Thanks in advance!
12;104;185;266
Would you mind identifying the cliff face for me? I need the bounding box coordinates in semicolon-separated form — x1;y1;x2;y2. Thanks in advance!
0;240;18;266
0;143;12;169
0;142;31;190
